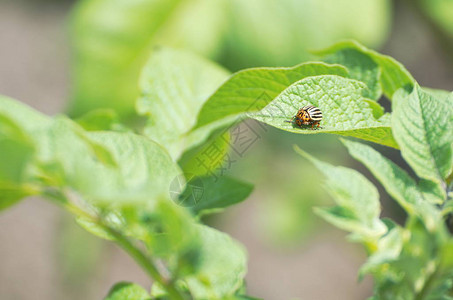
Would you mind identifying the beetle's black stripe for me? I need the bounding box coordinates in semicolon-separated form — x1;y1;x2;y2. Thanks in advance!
307;106;320;112
310;111;322;114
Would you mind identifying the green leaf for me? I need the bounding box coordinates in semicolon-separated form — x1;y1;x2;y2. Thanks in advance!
392;85;453;189
193;62;349;130
315;40;415;98
77;131;181;206
341;139;440;228
136;47;229;160
295;146;387;241
183;225;247;299
69;0;227;119
250;75;397;148
104;282;151;300
188;175;254;217
18;115;180;207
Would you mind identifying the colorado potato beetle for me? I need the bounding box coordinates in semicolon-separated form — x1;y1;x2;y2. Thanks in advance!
286;105;323;129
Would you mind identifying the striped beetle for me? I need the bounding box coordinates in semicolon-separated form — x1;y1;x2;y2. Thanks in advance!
286;105;323;129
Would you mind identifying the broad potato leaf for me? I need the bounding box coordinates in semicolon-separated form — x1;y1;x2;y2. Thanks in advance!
183;225;247;299
315;40;415;99
73;131;181;206
193;62;348;130
136;47;229;160
69;0;227;119
104;282;151;300
295;146;387;241
341;139;440;228
392;85;453;189
250;75;397;148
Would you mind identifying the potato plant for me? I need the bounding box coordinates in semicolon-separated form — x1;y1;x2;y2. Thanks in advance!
1;1;452;299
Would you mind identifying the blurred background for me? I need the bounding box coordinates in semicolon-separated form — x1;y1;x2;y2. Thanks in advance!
0;0;452;299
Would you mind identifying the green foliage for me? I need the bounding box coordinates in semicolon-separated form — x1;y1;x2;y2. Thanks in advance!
1;5;452;296
0;94;250;298
392;86;453;200
293;70;452;298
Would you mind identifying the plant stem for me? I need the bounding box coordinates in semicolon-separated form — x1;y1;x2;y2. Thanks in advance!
44;189;186;300
101;223;186;300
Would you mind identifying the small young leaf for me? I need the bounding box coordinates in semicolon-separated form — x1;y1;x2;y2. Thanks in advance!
295;146;387;241
104;282;151;300
251;75;397;148
136;47;229;160
392;85;452;188
315;40;415;98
